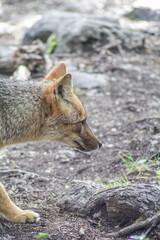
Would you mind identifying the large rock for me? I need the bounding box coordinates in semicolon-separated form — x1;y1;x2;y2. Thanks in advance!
0;46;18;59
71;71;107;89
125;7;160;21
22;11;145;53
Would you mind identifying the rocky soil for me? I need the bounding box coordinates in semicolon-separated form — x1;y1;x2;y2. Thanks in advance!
0;0;160;239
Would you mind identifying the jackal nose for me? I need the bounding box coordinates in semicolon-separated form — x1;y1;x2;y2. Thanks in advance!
98;141;102;149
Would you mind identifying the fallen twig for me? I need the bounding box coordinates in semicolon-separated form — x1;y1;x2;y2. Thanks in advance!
108;212;160;238
132;116;160;123
0;168;38;177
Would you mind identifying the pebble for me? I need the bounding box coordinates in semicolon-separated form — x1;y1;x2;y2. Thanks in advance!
111;128;117;132
79;227;85;236
107;144;114;148
17;186;27;192
99;133;104;138
60;158;70;163
69;167;74;171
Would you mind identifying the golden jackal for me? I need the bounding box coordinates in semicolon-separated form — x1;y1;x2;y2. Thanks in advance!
0;63;102;223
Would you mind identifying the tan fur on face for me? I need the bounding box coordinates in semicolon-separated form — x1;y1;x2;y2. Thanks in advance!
42;63;98;151
43;84;86;122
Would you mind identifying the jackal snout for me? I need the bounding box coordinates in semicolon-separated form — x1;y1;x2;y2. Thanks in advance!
73;121;102;151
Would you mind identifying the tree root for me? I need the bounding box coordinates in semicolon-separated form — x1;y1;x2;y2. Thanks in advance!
58;181;160;238
108;212;160;238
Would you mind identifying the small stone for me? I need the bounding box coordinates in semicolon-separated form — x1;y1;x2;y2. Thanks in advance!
111;128;117;132
107;144;114;148
79;227;85;236
17;186;27;192
37;177;49;182
45;168;52;173
69;167;74;171
93;211;101;219
60;158;70;163
99;133;104;138
55;154;66;160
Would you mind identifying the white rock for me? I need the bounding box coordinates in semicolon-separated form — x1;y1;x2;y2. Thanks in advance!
13;65;31;81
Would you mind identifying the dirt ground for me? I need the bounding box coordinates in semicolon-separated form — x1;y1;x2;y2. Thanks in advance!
0;0;160;240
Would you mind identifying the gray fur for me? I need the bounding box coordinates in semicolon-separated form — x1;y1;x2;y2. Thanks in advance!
0;77;50;147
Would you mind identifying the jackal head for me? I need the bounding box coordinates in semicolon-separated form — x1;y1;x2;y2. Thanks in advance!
42;63;102;151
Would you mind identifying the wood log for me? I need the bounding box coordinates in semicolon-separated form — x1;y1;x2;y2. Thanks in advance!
58;181;160;227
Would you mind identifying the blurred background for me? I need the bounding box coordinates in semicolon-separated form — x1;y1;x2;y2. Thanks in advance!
0;0;160;74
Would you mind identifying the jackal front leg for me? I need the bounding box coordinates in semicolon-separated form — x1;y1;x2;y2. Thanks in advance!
0;182;39;223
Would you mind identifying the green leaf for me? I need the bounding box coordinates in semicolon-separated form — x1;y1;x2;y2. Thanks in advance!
34;233;48;239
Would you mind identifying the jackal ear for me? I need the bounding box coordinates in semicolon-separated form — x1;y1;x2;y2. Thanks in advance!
54;73;72;98
45;63;66;80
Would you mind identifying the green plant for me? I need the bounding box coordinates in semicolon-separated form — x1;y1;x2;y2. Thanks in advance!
118;152;148;172
157;171;160;180
47;34;57;54
97;179;106;186
97;172;130;188
34;233;48;239
109;172;130;187
130;234;149;240
14;199;22;206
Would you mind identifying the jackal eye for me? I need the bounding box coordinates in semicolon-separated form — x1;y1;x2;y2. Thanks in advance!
81;120;86;125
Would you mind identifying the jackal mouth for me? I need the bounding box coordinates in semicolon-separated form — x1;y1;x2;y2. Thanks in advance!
73;140;85;151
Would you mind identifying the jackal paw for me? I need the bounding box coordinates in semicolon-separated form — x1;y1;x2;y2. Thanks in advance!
12;210;40;223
